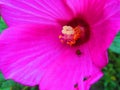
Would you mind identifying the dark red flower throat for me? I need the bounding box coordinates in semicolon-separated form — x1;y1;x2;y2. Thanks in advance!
59;18;90;46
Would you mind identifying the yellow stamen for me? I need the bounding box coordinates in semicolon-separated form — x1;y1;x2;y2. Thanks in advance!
62;26;75;35
59;25;82;46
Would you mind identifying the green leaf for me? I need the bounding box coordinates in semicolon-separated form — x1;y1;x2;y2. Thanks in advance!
30;86;39;90
1;80;16;88
109;32;120;54
0;73;5;82
22;86;30;90
0;87;11;90
0;17;7;32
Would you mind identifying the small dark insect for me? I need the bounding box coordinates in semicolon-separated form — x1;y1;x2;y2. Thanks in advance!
83;77;88;81
76;49;81;55
74;83;78;88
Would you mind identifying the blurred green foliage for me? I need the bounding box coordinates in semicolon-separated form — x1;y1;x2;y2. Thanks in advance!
0;17;120;90
110;33;120;54
0;17;7;32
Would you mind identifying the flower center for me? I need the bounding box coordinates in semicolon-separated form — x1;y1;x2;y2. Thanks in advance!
59;25;85;46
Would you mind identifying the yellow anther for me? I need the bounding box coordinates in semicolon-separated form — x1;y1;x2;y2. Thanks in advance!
59;25;82;46
62;26;75;35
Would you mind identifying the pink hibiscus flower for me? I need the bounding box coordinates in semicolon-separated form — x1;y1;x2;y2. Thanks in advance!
0;0;120;90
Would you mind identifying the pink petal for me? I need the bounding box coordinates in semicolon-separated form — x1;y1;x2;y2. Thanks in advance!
88;15;119;68
66;0;120;30
0;0;73;26
65;0;107;23
0;24;62;86
84;0;120;68
0;24;103;90
39;44;103;90
90;48;108;68
92;0;120;27
84;67;103;90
